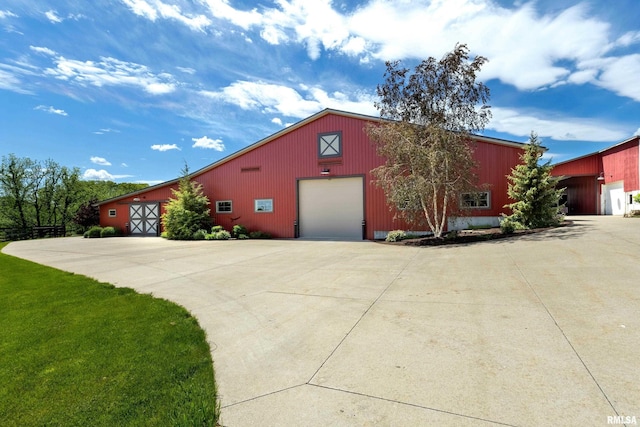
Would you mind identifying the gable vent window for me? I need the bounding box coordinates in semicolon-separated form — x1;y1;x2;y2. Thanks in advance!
318;132;342;158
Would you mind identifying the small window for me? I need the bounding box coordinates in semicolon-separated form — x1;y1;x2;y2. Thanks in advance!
216;200;232;213
318;132;342;158
255;199;273;213
108;209;117;217
461;192;490;209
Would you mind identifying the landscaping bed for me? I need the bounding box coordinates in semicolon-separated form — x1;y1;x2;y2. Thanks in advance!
384;221;572;246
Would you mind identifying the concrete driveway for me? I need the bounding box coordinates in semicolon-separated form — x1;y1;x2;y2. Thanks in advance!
3;216;639;426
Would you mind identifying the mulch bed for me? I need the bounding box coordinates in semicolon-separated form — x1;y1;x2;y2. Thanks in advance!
382;221;572;246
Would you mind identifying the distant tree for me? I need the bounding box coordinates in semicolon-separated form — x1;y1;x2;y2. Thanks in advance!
503;132;565;229
367;43;491;238
161;165;212;240
0;154;35;229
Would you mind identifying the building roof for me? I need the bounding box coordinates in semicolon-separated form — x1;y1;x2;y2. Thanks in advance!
552;135;640;167
97;108;528;206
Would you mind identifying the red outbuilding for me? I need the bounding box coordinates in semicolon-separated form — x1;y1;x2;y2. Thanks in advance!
97;109;529;239
551;136;640;215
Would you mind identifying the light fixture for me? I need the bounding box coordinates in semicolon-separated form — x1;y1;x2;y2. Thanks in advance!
597;172;604;181
133;197;141;201
321;168;330;175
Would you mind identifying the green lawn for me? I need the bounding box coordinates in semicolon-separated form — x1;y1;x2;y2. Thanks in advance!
0;242;220;426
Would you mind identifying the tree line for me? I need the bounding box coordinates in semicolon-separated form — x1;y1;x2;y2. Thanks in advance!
0;153;148;233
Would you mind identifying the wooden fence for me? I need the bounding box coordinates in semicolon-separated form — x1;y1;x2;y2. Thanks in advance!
0;226;67;242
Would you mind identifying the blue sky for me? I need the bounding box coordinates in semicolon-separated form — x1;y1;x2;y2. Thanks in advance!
1;0;639;185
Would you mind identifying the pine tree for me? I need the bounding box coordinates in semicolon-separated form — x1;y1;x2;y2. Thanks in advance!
161;165;212;240
504;132;564;229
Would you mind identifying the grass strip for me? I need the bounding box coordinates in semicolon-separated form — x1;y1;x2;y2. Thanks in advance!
0;242;220;426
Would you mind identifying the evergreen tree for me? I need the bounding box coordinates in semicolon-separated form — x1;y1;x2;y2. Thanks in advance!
504;132;564;229
161;165;212;240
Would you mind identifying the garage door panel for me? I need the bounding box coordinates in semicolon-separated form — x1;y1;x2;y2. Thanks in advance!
299;177;363;239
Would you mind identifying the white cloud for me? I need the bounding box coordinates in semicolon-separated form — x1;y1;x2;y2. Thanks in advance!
177;66;196;74
121;163;129;167
90;156;111;166
192;136;225;151
29;45;57;56
0;69;31;94
82;169;113;180
591;54;640;102
44;55;176;95
34;105;68;116
151;144;180;151
489;107;629;142
0;10;18;19
200;0;262;29
121;0;211;32
178;0;638;101
201;80;376;119
45;10;62;23
271;117;283;126
121;0;157;20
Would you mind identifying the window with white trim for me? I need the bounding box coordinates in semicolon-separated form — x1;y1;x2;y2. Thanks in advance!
108;209;117;217
255;199;273;213
216;200;232;213
461;192;490;209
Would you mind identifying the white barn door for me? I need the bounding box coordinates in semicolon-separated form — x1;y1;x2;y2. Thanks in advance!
298;177;364;239
129;203;160;235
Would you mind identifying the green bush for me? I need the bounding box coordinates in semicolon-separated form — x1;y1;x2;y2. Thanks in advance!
211;225;223;233
500;216;524;234
100;226;118;238
192;229;207;240
161;166;212;240
237;234;249;240
385;230;407;242
249;231;272;239
85;226;103;238
205;230;231;240
634;193;640;204
232;224;248;238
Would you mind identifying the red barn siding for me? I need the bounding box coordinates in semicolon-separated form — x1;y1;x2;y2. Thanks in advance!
552;154;601;177
601;140;639;191
99;110;527;238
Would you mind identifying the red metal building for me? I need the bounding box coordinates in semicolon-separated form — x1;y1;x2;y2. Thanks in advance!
551;136;640;215
98;109;528;239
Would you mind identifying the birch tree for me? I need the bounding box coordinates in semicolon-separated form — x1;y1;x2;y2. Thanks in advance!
367;43;491;237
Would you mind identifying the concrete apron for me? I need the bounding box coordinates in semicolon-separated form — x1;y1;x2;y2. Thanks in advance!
3;216;639;426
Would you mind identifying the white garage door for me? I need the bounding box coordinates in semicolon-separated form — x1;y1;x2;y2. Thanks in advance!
603;181;625;215
299;177;364;239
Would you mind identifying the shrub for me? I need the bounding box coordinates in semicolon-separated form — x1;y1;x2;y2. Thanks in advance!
232;224;248;238
634;193;640;204
249;231;272;239
211;225;223;233
385;230;407;242
161;231;168;238
192;229;207;240
85;226;103;238
500;216;524;234
237;234;249;240
100;226;118;238
161;165;212;240
206;230;231;240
